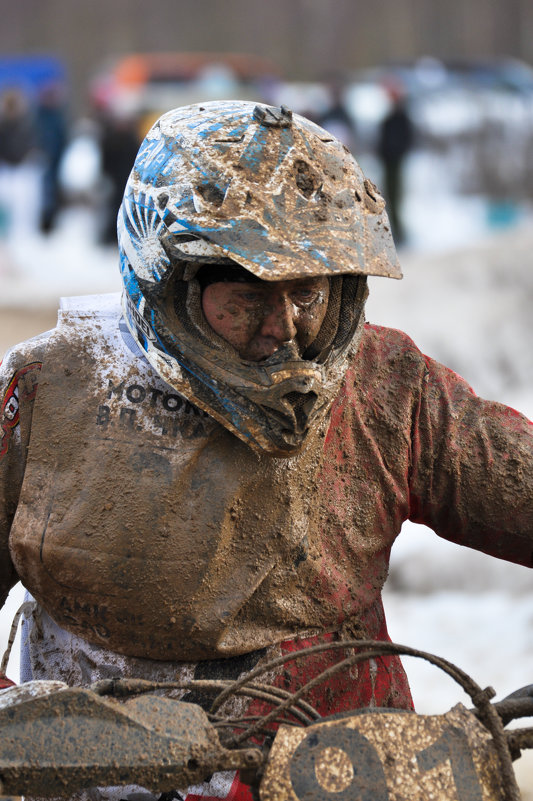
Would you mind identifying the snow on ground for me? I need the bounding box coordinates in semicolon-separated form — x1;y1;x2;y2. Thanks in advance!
0;148;532;794
0;207;120;309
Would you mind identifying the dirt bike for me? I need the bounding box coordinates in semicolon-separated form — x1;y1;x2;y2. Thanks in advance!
0;639;532;801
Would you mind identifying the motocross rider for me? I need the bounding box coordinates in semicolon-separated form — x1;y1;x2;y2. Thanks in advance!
0;101;532;801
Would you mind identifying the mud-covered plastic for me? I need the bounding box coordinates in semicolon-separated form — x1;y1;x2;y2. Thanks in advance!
0;681;260;797
0;641;531;801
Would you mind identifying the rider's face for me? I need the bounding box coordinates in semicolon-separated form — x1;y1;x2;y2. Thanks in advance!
201;276;330;362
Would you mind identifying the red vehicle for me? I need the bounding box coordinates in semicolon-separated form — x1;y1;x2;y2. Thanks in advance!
90;52;281;135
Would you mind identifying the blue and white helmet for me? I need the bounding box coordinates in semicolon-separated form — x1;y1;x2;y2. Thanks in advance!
118;100;401;455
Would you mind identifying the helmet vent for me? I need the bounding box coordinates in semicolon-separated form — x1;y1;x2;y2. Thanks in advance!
214;134;244;143
253;104;293;127
294;160;318;199
363;178;385;213
283;391;318;434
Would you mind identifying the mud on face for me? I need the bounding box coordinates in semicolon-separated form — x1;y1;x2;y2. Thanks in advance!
200;276;330;362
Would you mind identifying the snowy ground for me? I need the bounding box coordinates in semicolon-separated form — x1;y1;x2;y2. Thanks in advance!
367;215;533;796
1;149;532;795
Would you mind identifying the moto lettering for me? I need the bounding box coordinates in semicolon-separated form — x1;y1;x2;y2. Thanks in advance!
119;408;136;428
107;379;126;399
126;384;146;403
149;388;163;406
96;405;110;427
163;393;182;411
60;597;108;622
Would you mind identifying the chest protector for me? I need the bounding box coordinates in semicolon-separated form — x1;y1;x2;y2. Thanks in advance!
9;295;358;661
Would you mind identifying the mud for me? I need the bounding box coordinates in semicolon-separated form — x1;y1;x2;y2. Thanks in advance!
5;292;533;674
199;276;330;362
2;223;533;796
139;102;402;283
0;683;257;796
8;300;334;660
260;704;506;801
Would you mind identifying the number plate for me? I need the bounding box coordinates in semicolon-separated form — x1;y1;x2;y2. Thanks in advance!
259;704;503;801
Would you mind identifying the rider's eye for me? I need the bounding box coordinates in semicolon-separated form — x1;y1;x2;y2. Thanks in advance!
240;291;263;303
292;289;319;304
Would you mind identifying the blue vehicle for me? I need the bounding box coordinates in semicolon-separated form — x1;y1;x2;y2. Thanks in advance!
0;54;67;100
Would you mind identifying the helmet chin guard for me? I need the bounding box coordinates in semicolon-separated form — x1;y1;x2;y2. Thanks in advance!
118;100;400;455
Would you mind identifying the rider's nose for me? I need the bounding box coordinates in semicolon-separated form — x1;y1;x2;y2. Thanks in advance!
260;297;297;343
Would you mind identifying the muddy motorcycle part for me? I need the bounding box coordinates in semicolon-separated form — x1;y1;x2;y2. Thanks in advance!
0;641;531;800
0;681;261;798
203;638;531;801
247;640;532;801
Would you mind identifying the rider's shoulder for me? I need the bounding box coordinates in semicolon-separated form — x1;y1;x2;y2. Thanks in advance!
360;322;426;364
57;292;121;320
1;293;122;380
1;331;51;380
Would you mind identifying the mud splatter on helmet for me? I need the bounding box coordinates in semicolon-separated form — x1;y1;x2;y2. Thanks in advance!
118;100;401;456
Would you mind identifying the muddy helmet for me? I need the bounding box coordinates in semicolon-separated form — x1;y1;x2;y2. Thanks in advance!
118;100;401;456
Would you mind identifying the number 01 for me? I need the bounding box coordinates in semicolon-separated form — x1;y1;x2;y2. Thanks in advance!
290;724;483;801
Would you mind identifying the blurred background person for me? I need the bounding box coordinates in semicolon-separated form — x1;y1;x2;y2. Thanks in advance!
36;82;68;234
0;88;39;239
317;72;357;153
377;79;414;245
98;108;141;245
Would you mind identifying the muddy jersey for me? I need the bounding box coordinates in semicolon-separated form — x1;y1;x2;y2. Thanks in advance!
1;293;532;670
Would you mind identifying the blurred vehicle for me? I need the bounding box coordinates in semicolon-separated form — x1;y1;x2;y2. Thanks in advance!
89;51;281;137
444;58;533;94
0;55;67;103
272;81;332;120
343;58;533;203
276;57;533;221
57;52;280;229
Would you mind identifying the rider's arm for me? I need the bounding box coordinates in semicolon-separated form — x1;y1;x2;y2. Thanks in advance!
0;340;46;607
408;353;533;567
